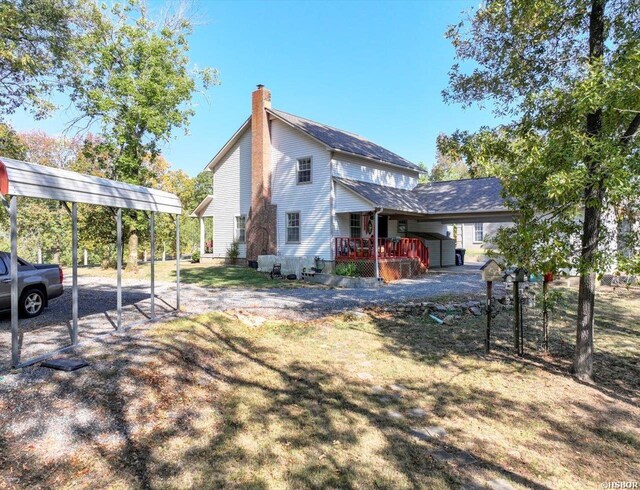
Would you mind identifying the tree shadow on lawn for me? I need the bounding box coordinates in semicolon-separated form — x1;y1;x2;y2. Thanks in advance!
0;313;573;489
365;287;640;404
177;265;306;289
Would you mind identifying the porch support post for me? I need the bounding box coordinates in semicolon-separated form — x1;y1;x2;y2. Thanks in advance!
10;196;19;366
199;217;205;255
71;202;78;345
150;211;155;319
116;208;122;331
374;208;380;280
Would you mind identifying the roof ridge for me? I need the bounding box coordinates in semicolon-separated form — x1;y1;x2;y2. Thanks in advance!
269;108;363;138
423;176;499;185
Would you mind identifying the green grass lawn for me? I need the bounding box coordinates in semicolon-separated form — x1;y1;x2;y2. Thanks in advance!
73;261;310;288
1;286;637;489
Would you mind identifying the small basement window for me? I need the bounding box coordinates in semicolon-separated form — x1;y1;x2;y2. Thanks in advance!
297;157;312;184
286;212;301;243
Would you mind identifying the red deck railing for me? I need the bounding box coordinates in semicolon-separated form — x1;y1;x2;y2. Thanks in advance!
335;237;429;268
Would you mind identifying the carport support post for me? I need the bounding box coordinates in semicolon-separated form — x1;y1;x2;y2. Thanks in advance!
150;211;155;319
116;208;122;331
176;215;180;310
10;196;19;367
71;202;78;345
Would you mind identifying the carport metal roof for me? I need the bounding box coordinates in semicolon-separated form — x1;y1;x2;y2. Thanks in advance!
0;155;182;368
0;156;182;214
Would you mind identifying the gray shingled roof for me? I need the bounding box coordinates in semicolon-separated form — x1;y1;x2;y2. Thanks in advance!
334;176;510;215
414;177;509;214
268;109;421;172
334;177;428;214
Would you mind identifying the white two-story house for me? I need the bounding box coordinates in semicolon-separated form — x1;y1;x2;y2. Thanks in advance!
191;86;515;279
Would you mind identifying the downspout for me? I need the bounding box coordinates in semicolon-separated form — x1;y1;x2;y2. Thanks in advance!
374;207;383;281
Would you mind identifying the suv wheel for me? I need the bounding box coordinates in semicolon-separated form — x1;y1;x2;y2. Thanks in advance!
20;289;45;318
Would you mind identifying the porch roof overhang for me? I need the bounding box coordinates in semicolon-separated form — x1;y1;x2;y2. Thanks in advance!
416;211;517;224
190;194;213;217
333;177;428;215
0;156;182;214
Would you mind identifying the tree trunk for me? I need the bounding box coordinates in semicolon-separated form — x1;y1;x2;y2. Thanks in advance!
574;0;606;382
127;231;139;272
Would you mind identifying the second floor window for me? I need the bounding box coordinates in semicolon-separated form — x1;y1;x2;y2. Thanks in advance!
235;215;246;242
474;223;484;242
297;157;312;184
286;212;300;243
350;214;361;238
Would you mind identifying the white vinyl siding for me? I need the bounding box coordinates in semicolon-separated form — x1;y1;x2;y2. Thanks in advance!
332;154;419;190
271;119;333;259
334;181;373;213
207;128;252;258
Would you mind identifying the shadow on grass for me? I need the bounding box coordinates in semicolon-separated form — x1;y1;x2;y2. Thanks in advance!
0;314;563;489
178;265;299;289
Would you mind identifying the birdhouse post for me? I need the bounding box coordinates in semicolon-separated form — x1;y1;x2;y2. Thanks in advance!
480;259;503;354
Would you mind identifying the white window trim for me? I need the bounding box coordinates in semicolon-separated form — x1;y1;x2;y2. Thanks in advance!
235;215;246;243
286;211;301;244
296;156;313;185
473;223;484;243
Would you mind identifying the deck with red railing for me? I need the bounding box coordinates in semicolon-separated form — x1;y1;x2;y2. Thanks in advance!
334;237;429;269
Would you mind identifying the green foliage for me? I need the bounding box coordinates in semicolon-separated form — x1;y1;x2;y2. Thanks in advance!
429;133;472;182
191;250;200;263
441;0;640;276
0;123;27;158
335;262;358;277
226;241;240;264
0;0;98;119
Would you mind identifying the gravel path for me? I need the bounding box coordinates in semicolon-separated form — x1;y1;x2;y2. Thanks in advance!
1;267;492;369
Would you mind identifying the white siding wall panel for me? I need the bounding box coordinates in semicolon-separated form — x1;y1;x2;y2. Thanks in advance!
334;183;373;213
271;119;333;259
332;154;419;190
209;129;252;258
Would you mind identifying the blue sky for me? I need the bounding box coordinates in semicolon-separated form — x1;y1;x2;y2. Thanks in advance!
7;0;496;176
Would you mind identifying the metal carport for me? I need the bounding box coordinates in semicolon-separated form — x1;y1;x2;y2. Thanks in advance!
0;156;183;367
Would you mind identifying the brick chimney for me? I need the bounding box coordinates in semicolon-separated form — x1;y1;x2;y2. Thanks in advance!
246;85;277;261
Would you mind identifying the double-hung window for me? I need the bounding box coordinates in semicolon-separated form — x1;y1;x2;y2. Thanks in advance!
350;214;361;238
286;212;300;243
297;157;312;184
235;215;246;243
474;223;484;242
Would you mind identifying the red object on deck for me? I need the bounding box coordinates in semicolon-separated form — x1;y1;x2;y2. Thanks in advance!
335;237;430;269
0;159;8;196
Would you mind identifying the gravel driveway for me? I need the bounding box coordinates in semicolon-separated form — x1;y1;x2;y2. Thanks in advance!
1;266;492;369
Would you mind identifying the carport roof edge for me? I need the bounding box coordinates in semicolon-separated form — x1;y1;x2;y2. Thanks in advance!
0;156;182;214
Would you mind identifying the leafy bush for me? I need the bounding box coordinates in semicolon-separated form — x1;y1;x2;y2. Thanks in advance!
226;241;240;264
191;250;200;263
335;262;358;277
